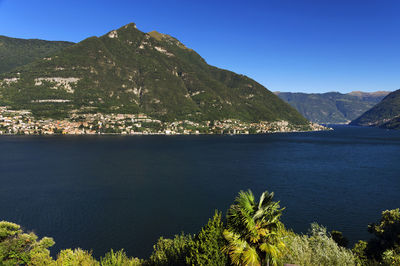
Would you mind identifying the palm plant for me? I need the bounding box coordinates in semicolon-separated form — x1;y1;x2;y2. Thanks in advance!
223;190;285;266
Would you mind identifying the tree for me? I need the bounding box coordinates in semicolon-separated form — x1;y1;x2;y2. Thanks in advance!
382;249;400;265
331;230;349;248
366;208;400;261
148;233;192;265
223;190;285;266
282;225;356;266
0;221;55;265
352;240;368;265
186;211;228;265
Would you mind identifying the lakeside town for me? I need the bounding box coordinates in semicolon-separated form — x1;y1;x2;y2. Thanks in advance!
0;106;327;135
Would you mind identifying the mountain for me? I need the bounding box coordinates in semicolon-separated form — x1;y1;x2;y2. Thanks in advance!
350;89;400;129
0;35;74;74
347;91;390;102
275;91;389;124
0;23;308;126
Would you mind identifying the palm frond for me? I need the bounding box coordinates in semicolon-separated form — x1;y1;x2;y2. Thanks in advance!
225;189;286;266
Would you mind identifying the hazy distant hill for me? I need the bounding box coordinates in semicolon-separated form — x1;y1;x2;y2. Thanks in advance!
0;23;308;125
0;35;74;74
350;89;400;129
275;91;389;124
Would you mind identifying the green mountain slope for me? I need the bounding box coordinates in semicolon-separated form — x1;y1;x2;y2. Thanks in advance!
350;89;400;129
0;35;73;74
275;91;389;124
379;117;400;129
0;23;308;125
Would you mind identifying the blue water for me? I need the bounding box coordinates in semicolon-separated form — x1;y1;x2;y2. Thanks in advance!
0;125;399;258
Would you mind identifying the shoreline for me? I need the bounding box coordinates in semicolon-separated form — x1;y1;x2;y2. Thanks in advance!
1;106;330;135
0;127;332;137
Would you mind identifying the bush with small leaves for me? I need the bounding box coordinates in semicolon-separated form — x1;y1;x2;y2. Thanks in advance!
352;240;369;265
366;208;400;261
55;248;98;266
185;211;228;265
0;220;55;265
29;237;56;265
382;249;400;265
282;224;356;266
331;230;349;248
148;233;192;265
100;249;142;266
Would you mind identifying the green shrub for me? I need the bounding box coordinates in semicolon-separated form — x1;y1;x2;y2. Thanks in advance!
382;249;400;265
331;230;349;248
29;237;56;265
0;220;55;265
282;223;356;266
100;249;142;266
148;233;192;265
55;248;98;266
186;211;228;265
352;240;369;265
366;208;400;261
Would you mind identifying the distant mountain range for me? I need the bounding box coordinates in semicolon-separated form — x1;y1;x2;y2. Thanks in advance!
0;35;74;74
275;91;390;124
0;23;309;128
350;89;400;129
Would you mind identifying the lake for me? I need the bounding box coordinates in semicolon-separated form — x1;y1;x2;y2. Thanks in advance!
0;125;399;258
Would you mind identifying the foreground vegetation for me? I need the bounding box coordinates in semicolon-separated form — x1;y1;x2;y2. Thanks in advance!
1;190;399;265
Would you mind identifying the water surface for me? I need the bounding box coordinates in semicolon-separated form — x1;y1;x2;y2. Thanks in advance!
0;125;399;258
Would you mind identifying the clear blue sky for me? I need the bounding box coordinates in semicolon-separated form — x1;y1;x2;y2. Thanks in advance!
0;0;399;93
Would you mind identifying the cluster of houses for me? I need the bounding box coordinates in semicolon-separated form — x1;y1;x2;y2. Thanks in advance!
0;106;325;135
